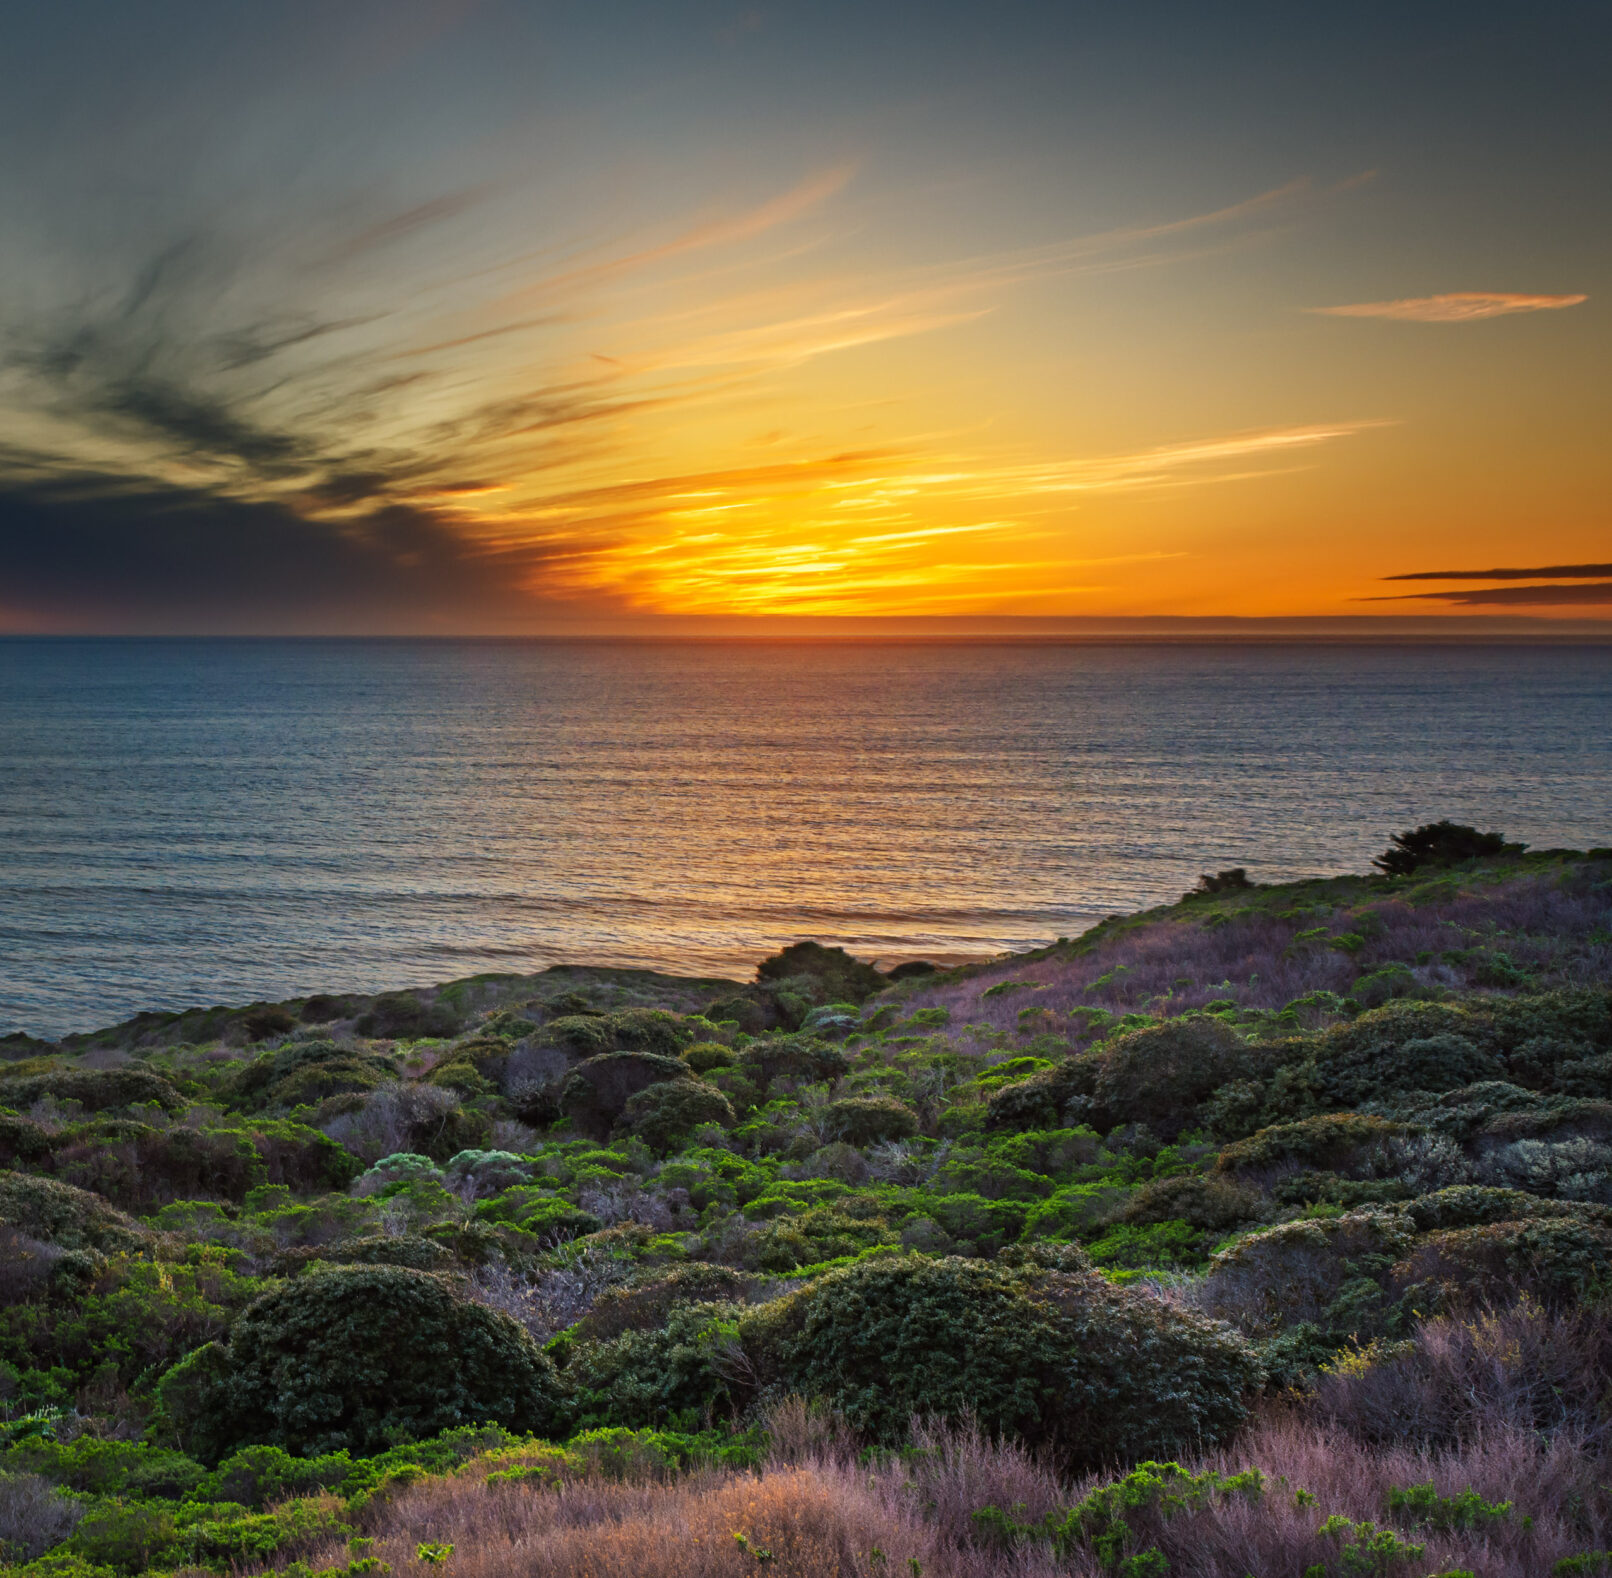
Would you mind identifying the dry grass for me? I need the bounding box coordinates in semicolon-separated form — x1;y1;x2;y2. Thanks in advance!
344;1460;1063;1578
899;866;1612;1040
1163;1411;1612;1578
269;1397;1612;1578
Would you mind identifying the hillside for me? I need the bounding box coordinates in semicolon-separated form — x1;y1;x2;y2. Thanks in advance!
3;832;1612;1577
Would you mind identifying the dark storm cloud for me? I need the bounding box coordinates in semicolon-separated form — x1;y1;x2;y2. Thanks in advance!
1384;564;1612;581
0;470;536;627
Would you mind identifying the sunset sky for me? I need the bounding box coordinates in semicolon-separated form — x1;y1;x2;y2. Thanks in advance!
2;1;1607;632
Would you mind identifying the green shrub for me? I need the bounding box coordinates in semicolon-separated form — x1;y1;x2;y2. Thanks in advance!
1215;1114;1415;1178
1088;1017;1257;1139
1392;1217;1612;1308
735;1037;849;1092
984;1059;1097;1132
922;1193;1031;1255
1120;1174;1267;1231
1085;1219;1204;1269
742;1256;1054;1441
472;1188;601;1239
743;1257;1261;1464
229;1042;395;1112
195;1443;352;1510
1398;1184;1609;1233
323;1234;455;1272
681;1043;736;1075
1196;1210;1419;1336
0;1437;205;1499
562;1301;748;1430
65;1501;176;1572
822;1096;917;1147
41;1120;356;1211
989;1128;1104;1178
1306;1003;1504;1107
0;1068;183;1115
617;1080;734;1152
534;1010;691;1061
755;943;886;1004
535;1015;616;1057
164;1494;348;1567
605;1010;693;1057
571;1266;756;1344
0;1117;54;1167
0;1171;148;1253
559;1053;692;1140
442;1150;531;1198
352;993;459;1040
156;1265;563;1460
930;1155;1053;1201
424;1061;493;1097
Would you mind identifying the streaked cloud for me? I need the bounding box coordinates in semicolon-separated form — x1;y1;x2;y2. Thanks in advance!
1384;563;1612;581
1312;292;1587;322
1368;583;1612;605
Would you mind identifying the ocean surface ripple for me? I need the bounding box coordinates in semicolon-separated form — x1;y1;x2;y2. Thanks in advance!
3;638;1610;1036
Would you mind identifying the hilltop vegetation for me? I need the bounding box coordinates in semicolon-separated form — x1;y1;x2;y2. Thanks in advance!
3;828;1612;1576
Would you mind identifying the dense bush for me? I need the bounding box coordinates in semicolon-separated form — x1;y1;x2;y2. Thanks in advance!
1119;1173;1267;1231
351;993;459;1040
742;1256;1261;1464
1195;1209;1419;1336
1304;1003;1505;1107
536;1010;692;1060
681;1041;736;1075
605;1009;694;1057
1087;1016;1256;1138
1391;1216;1612;1309
617;1079;734;1152
158;1265;563;1460
561;1300;748;1429
1215;1113;1415;1178
755;942;886;1004
229;1041;396;1111
0;1169;149;1252
571;1266;756;1344
736;1036;850;1092
741;1256;1057;1440
559;1052;692;1140
822;1095;918;1146
984;1058;1096;1131
0;1066;184;1114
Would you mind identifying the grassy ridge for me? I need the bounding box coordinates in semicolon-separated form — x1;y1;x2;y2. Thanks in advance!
3;839;1612;1576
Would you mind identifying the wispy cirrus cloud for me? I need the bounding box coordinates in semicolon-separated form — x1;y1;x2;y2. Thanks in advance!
0;154;1379;627
1312;291;1587;322
476;420;1378;614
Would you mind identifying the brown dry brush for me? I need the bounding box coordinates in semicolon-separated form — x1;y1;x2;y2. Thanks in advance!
336;1462;1064;1578
290;1389;1612;1578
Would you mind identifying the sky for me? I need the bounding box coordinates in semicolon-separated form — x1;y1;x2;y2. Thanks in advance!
1;1;1607;633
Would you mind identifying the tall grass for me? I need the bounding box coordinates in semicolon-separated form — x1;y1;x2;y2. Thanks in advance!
269;1383;1611;1578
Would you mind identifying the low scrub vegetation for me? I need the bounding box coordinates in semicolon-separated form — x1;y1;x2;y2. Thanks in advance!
2;832;1611;1576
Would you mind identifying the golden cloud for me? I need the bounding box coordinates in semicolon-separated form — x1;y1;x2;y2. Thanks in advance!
1312;291;1587;322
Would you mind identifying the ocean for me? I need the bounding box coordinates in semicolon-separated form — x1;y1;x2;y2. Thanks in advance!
2;637;1610;1037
